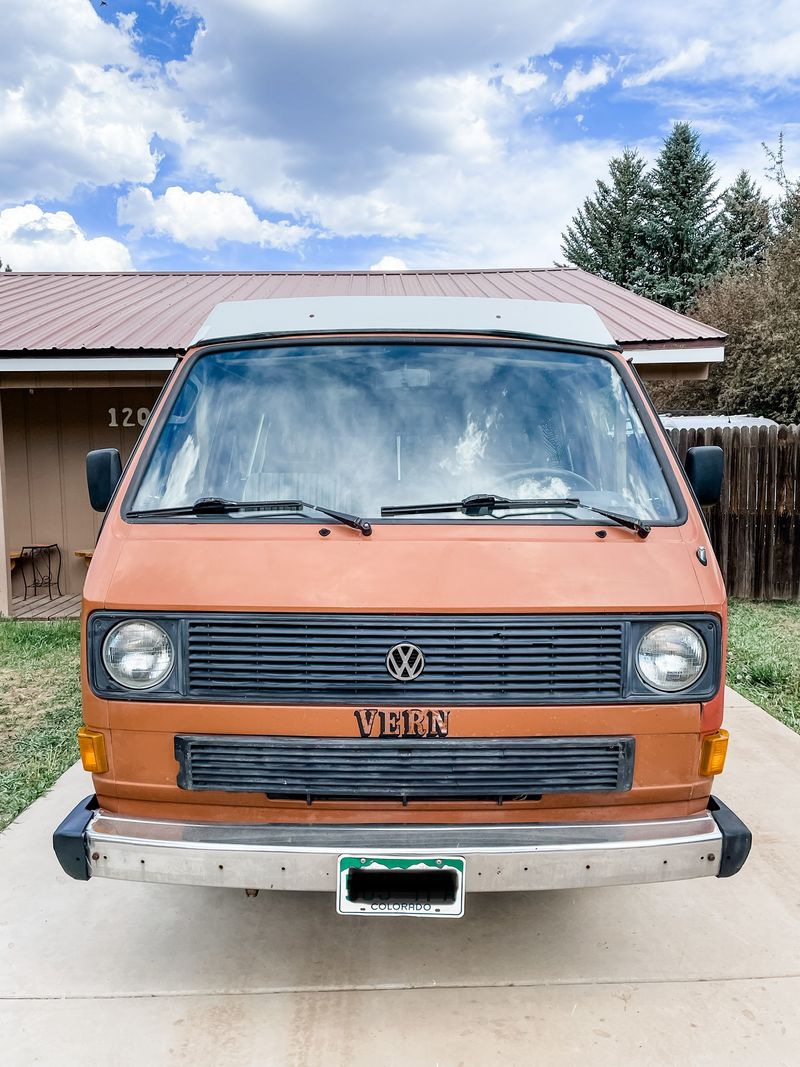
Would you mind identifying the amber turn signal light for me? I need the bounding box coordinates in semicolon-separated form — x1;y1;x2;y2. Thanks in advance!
700;729;729;777
77;727;108;774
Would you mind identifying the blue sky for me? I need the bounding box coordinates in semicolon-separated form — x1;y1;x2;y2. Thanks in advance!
1;0;799;272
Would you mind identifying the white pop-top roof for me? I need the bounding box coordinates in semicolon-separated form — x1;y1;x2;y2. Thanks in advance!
191;296;618;349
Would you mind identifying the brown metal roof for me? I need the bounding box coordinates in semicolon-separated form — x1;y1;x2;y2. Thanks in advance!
0;268;725;354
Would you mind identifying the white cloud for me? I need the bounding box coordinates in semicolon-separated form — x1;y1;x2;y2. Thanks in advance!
170;0;580;194
0;0;133;72
245;132;620;267
117;186;313;250
0;0;186;204
0;205;133;271
160;0;800;265
500;63;548;95
404;73;508;160
116;12;140;39
3;0;800;272
370;256;409;271
579;2;800;86
623;39;711;88
553;58;613;104
373;137;622;267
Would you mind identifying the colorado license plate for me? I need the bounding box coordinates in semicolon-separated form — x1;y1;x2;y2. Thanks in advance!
336;855;466;917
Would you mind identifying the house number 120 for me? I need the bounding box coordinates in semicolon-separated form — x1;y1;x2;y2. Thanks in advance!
108;407;150;428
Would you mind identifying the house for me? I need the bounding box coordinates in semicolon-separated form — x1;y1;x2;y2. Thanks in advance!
0;267;726;616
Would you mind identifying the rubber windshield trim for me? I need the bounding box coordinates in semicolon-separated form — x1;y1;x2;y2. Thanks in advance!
631;361;714;540
119;334;688;528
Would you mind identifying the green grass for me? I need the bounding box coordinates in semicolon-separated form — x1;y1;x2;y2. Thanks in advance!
727;600;800;734
0;620;81;831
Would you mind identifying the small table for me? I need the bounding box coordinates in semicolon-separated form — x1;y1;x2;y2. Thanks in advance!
17;544;63;601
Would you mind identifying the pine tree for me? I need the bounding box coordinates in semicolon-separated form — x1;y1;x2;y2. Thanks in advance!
560;148;650;288
0;257;10;272
718;170;771;270
634;122;720;311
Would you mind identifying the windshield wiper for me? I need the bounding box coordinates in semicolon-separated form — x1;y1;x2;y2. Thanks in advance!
572;501;651;539
127;497;373;535
381;494;651;538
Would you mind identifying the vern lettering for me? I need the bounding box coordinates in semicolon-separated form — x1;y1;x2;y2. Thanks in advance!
354;708;450;738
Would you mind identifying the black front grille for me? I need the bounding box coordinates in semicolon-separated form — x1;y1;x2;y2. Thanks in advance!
174;734;635;801
185;614;626;705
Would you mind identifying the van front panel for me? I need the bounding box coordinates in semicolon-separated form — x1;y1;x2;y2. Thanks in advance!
61;330;746;896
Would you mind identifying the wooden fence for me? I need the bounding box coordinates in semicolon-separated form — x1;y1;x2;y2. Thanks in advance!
667;425;800;600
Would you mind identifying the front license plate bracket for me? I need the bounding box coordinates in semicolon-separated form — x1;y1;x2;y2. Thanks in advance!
337;855;465;917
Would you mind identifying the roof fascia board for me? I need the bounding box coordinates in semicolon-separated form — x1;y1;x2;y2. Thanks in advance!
625;346;724;365
0;355;178;372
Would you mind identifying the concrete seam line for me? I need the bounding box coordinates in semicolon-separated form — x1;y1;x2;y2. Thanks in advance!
3;974;800;1001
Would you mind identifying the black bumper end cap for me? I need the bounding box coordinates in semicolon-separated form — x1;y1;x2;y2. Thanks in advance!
708;795;752;878
53;794;98;881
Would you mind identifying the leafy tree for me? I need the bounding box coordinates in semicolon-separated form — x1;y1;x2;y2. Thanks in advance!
0;256;10;272
634;122;720;311
717;170;771;270
711;217;800;422
763;132;800;232
649;210;800;422
561;148;651;288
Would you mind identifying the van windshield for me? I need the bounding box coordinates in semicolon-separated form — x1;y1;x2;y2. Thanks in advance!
129;343;678;522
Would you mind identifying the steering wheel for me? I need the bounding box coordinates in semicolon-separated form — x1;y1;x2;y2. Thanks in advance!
495;466;597;492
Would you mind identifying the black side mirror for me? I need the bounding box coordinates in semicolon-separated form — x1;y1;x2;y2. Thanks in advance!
87;448;122;512
685;445;723;506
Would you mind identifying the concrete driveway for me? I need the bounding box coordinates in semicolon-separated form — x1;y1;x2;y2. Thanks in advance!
1;687;798;1066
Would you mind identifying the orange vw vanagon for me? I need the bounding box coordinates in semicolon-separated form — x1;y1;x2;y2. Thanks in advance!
53;296;750;917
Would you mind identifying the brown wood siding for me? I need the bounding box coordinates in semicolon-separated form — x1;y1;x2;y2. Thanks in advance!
4;386;163;596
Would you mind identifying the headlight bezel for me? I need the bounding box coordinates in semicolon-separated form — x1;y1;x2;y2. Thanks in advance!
90;613;183;698
625;615;719;700
634;622;708;693
101;619;176;691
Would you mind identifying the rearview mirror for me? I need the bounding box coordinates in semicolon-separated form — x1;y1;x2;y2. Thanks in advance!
684;445;723;506
87;448;122;512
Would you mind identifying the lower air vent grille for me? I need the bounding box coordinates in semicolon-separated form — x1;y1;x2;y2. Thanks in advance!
174;734;635;802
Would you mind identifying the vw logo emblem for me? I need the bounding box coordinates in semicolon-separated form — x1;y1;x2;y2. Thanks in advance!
385;642;425;681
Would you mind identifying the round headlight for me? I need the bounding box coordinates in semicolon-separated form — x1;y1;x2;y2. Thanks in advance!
636;624;707;692
102;620;174;690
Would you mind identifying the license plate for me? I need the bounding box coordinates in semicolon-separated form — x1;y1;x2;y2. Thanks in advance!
337;855;465;917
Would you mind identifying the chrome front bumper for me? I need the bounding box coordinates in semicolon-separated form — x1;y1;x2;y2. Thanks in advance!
54;797;750;891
